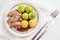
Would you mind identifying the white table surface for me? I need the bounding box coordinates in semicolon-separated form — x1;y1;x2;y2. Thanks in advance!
0;0;60;40
39;0;60;40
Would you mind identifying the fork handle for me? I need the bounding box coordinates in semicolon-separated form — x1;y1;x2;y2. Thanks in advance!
32;16;53;40
36;29;47;40
36;17;54;40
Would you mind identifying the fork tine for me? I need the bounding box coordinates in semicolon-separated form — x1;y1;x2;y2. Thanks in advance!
51;10;59;18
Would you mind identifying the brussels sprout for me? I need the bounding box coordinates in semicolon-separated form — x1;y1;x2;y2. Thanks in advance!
25;5;33;13
22;13;28;20
18;5;25;13
29;12;36;19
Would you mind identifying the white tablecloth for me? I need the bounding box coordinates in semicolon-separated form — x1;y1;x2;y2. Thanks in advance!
0;0;60;40
39;0;60;40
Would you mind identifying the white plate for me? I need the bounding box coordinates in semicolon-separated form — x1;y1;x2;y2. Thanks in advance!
4;1;48;37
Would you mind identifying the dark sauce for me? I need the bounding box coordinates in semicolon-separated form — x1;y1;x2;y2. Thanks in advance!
17;26;31;32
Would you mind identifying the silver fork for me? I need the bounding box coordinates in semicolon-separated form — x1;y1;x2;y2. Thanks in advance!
32;10;59;40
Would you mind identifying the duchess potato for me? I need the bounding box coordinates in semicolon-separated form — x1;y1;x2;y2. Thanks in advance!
21;20;28;28
29;20;37;28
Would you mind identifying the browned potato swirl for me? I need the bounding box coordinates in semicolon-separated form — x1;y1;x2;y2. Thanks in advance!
21;20;28;28
29;20;37;28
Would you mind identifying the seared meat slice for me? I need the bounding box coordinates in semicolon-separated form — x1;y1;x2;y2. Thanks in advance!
8;10;21;18
7;10;22;23
7;17;18;23
10;22;21;28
